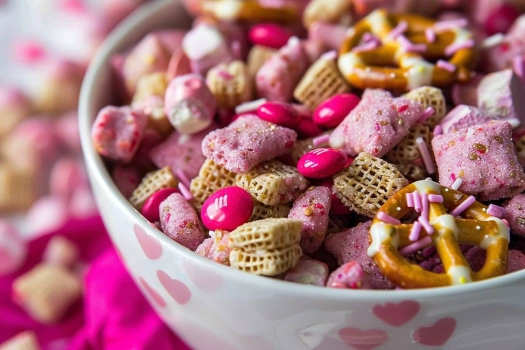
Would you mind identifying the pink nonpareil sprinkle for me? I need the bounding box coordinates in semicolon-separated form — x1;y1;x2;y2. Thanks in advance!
175;168;191;189
13;39;47;64
406;192;414;207
437;59;456;72
418;106;435;123
387;21;408;40
425;28;436;43
487;204;504;218
433;18;468;32
362;32;381;45
416;137;436;174
433;125;443;136
428;194;443;203
450;195;476;216
451;178;463;190
313;134;330;146
399;236;432;255
352;40;380;53
178;182;193;200
397;35;427;52
445;39;474;56
413;190;422;213
235;98;267;114
377;211;401;225
421;193;429;221
409;221;422;241
217;69;233;80
417;216;434;235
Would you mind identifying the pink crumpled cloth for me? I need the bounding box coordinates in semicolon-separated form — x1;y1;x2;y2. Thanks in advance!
0;216;190;350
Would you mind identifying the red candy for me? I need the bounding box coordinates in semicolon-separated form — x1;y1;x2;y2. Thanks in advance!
296;117;323;139
297;148;347;179
256;101;300;128
201;186;254;231
248;24;293;49
314;178;352;215
141;188;180;222
313;93;361;128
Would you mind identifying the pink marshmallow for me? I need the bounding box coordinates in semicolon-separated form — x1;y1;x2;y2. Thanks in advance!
502;194;525;237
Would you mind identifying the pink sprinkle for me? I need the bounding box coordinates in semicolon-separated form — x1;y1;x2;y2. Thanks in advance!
421;246;436;258
450;195;476;216
397;35;427;52
413;191;422;213
178;182;193;201
437;59;456;72
377;211;401;225
362;32;381;45
433;125;443;136
409;221;422;241
416;137;436;174
502;219;509;227
175;168;191;189
235;98;267;114
421;193;429;221
428;194;443;203
418;216;434;235
217;69;233;80
433;18;468;31
352;41;379;53
321;50;338;61
445;39;474;56
487;204;504;218
313;134;330;146
374;122;381;131
13;39;47;64
387;21;408;40
399;236;432;255
406;192;414;207
425;28;436;43
418;106;435;123
451;178;463;190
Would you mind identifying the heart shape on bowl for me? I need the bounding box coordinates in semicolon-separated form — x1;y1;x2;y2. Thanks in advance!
338;327;389;350
134;224;163;260
157;269;192;304
412;317;456;346
138;276;166;308
372;300;420;326
182;258;223;294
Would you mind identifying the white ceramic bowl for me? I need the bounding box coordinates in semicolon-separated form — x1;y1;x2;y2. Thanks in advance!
79;1;525;349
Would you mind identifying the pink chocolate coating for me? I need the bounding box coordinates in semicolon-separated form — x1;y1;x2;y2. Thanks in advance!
326;261;372;289
201;115;297;173
159;193;205;250
284;256;329;286
288;186;331;254
195;230;231;265
329;89;424;157
432;120;525;201
502;194;525;237
507;249;525;273
439;104;493;133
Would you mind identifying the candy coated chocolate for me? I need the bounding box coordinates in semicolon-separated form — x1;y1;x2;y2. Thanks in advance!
248;23;292;49
315;178;351;215
297;148;347;179
201;186;254;231
313;93;360;128
256;101;300;128
141;188;180;222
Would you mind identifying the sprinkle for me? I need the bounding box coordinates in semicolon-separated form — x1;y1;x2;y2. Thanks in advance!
413;190;422;213
450;195;476;216
418;216;434;235
418;106;435;123
421;246;436;258
433;18;468;31
397;35;427;52
399;236;432;255
481;33;505;48
409;221;422;241
421;193;429;221
321;50;337;61
487;204;504;218
217;69;233;80
437;59;456;72
362;32;381;45
377;211;401;225
178;182;193;201
235;98;267;114
466;128;475;138
387;21;408;40
175;168;191;189
502;219;509;227
425;28;436;43
445;39;474;56
451;178;463;190
313;134;330;146
433;125;443;136
428;194;443;203
352;41;380;53
406;192;414;207
416;137;436;174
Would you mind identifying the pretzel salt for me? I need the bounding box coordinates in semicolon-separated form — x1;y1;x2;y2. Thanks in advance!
338;9;475;91
368;179;509;289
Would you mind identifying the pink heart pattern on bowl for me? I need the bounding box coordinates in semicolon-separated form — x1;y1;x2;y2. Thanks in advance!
338;327;389;350
138;276;167;308
412;317;456;346
134;223;163;260
157;269;192;304
372;300;420;327
182;258;223;294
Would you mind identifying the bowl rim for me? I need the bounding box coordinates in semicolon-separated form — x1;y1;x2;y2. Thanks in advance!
79;0;525;301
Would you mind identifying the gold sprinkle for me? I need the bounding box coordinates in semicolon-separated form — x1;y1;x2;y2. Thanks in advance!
469;153;479;160
380;120;389;126
458;170;464;177
510;171;516;178
144;54;155;65
304;207;314;216
472;143;487;152
448;140;455;147
494;135;503;143
517;217;525;225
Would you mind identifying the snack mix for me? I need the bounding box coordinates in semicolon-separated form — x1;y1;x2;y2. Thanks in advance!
92;0;525;290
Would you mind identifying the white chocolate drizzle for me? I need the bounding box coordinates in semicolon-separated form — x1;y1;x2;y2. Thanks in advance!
368;222;397;257
448;265;472;285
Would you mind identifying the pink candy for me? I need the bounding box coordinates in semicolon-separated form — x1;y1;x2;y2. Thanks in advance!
256;101;300;129
248;23;292;49
141;188;180;223
297;148;347;179
315;178;351;215
201;186;254;231
484;4;520;36
326;261;370;289
312;93;361;128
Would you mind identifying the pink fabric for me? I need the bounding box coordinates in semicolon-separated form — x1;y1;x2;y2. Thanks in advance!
0;216;190;350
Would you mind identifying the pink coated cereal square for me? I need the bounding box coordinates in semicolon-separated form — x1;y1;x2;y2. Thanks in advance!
431;120;525;201
288;186;331;254
91;106;148;163
324;221;394;290
329;89;424;157
149;124;217;179
503;194;525;237
159;193;205;250
201;115;297;173
195;230;231;265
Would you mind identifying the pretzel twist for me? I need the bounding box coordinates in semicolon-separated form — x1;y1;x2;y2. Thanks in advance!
338;9;475;91
368;180;509;289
